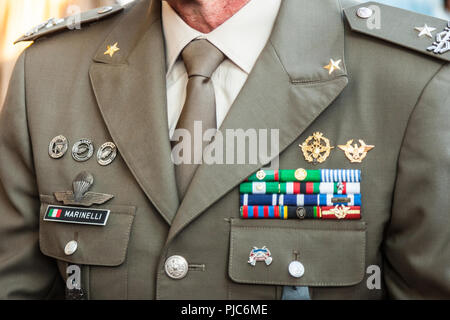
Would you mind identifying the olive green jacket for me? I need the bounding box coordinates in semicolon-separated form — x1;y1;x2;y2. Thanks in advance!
0;0;449;299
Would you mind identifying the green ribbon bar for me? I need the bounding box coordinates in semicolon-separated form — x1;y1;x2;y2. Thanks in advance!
247;169;322;182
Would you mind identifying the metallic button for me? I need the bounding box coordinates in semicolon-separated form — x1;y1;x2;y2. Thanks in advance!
64;241;78;256
98;6;113;14
356;7;373;19
289;261;305;278
296;207;306;219
165;255;189;280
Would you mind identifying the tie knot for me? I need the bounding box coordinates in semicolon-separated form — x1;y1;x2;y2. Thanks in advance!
182;39;225;79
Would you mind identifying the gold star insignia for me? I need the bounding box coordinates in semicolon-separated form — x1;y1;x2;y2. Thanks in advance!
415;24;436;38
104;42;120;58
323;59;342;75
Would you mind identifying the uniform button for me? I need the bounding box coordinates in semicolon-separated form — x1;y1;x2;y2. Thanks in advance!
165;255;189;280
64;241;78;256
356;7;373;19
289;261;305;278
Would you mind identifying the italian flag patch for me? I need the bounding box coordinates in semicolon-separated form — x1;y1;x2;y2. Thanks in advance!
48;208;62;218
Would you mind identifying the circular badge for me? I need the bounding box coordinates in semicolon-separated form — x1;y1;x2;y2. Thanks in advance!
49;135;68;159
294;168;307;181
72;139;94;162
296;207;306;219
97;142;117;166
256;170;266;181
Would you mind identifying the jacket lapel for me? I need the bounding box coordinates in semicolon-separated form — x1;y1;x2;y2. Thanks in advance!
89;0;179;224
167;0;349;241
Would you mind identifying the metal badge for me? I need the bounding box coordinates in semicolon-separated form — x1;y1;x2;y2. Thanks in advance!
25;17;64;36
54;171;114;207
72;139;94;162
323;59;342;75
338;139;374;163
329;205;351;219
49;135;69;159
256;170;266;181
427;21;450;54
97;142;117;166
248;247;273;266
104;42;120;57
296;207;306;219
300;132;334;164
415;24;436;38
294;168;307;181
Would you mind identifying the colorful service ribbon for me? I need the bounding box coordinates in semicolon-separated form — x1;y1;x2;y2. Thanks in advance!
239;182;360;195
246;169;361;182
240;194;361;206
240;205;361;220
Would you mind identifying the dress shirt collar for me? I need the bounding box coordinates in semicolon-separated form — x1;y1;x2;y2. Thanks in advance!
162;0;282;75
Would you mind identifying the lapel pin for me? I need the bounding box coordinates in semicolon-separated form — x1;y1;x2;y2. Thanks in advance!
427;21;450;54
49;135;69;159
97;142;117;166
104;42;120;58
248;247;273;266
54;171;114;207
323;59;342;75
300;132;334;164
415;24;436;38
338;139;374;163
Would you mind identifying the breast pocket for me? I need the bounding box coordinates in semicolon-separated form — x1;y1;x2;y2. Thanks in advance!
228;218;366;288
38;195;136;299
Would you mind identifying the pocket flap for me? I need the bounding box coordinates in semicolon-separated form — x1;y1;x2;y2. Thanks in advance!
229;219;366;286
39;195;136;267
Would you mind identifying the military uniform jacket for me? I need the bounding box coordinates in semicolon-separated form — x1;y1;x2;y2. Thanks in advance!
0;0;449;299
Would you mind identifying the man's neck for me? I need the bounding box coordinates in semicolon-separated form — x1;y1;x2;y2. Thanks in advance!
166;0;251;33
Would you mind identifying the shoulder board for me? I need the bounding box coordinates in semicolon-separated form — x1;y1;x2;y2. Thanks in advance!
344;1;450;62
14;4;124;44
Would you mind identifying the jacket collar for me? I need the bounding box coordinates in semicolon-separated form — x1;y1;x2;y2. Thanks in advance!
88;0;349;233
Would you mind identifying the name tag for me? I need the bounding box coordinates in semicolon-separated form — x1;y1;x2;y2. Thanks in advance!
44;205;110;226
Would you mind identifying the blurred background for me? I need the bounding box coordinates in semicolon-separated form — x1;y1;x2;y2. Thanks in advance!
0;0;450;107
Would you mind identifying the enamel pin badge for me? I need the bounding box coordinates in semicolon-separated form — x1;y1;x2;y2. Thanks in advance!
248;247;273;266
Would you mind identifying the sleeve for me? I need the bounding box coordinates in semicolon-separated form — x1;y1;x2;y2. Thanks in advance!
384;63;450;299
0;51;64;299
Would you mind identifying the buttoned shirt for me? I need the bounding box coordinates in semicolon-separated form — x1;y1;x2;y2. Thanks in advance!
161;0;282;138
